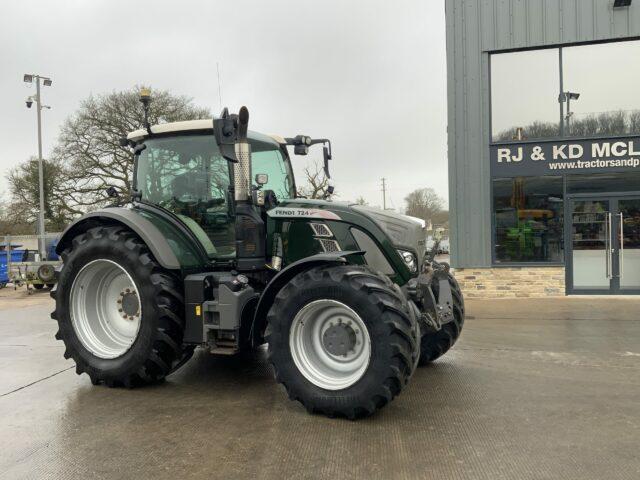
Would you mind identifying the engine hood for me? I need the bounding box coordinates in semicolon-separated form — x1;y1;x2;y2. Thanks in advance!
269;199;426;265
351;205;426;264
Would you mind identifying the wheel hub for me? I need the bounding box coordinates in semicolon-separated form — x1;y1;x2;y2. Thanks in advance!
289;299;371;390
118;291;139;319
322;322;357;356
69;259;142;359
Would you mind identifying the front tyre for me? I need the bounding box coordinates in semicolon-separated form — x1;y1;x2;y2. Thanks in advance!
266;265;418;419
52;226;188;387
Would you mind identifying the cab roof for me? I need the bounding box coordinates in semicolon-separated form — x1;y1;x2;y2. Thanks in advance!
127;119;286;146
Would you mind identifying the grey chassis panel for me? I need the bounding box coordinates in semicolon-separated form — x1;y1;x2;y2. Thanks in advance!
56;207;181;270
251;251;365;345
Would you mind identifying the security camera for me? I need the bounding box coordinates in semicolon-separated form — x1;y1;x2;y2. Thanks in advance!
25;98;33;108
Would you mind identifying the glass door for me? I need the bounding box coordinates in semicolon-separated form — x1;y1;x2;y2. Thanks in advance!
568;196;640;294
618;198;640;292
569;199;612;292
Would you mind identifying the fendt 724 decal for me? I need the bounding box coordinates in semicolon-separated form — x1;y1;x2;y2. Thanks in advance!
267;207;342;220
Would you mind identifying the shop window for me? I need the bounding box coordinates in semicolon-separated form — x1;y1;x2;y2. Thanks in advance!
493;176;564;263
563;40;640;138
491;48;560;142
567;172;640;194
491;40;640;142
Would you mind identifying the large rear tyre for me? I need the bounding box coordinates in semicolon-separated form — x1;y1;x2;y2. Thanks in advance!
51;226;188;387
418;272;465;365
266;264;418;419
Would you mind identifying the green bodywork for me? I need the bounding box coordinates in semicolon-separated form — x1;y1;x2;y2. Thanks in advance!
135;207;210;269
267;199;413;285
127;197;413;285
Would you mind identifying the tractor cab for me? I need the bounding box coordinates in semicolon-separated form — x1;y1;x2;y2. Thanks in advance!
127;121;295;259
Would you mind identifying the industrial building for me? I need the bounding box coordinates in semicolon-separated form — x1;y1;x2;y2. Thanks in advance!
446;0;640;296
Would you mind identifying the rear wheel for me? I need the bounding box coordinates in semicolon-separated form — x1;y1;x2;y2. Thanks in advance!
266;264;418;419
418;272;465;365
52;226;189;387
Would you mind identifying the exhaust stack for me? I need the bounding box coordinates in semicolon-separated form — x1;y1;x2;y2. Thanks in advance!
233;106;251;202
214;106;266;271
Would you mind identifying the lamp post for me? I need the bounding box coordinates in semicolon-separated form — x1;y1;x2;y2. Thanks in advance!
23;73;52;258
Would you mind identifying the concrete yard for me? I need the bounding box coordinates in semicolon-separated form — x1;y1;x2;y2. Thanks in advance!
1;287;639;480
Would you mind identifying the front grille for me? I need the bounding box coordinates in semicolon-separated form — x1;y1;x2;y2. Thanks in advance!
309;223;333;237
318;238;341;253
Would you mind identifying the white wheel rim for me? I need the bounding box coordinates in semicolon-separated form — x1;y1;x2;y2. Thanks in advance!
70;259;142;359
289;299;371;390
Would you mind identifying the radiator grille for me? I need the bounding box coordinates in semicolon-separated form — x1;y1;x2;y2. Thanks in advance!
309;223;333;237
318;238;341;253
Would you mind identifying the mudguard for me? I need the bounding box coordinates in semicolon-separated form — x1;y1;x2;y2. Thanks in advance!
251;250;364;346
56;207;181;270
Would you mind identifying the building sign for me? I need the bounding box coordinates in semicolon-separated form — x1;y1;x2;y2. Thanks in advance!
490;136;640;177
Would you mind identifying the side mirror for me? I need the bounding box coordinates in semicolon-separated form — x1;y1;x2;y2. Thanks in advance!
323;145;331;179
255;173;269;185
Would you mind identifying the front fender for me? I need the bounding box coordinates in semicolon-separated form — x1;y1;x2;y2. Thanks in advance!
251;250;364;346
56;207;182;270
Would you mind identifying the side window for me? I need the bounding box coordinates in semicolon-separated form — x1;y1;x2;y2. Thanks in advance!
252;149;292;200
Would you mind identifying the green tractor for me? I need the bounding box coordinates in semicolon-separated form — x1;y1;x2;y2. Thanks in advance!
51;97;464;419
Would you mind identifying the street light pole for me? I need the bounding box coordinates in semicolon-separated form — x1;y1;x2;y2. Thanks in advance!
24;73;51;259
35;77;46;258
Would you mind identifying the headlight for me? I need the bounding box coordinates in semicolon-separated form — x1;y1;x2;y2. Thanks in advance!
398;250;418;273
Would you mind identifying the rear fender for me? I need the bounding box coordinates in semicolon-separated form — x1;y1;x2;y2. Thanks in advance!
251;251;364;346
56;207;181;270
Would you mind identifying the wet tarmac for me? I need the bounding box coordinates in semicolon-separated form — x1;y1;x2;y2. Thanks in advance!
1;289;639;479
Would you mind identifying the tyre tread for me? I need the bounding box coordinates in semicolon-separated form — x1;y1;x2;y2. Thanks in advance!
266;264;418;419
51;225;188;387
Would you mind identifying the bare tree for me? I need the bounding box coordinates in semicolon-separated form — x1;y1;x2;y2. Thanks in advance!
0;199;34;235
53;86;210;212
354;196;368;205
297;160;332;199
6;157;71;232
494;109;640;141
404;188;446;224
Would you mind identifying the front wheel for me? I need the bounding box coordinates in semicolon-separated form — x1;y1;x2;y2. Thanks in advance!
266;265;418;419
52;226;189;387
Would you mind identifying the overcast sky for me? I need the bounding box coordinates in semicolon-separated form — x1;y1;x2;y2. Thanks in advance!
0;0;448;212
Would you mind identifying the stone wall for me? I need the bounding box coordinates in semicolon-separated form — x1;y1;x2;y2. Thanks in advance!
453;267;565;298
